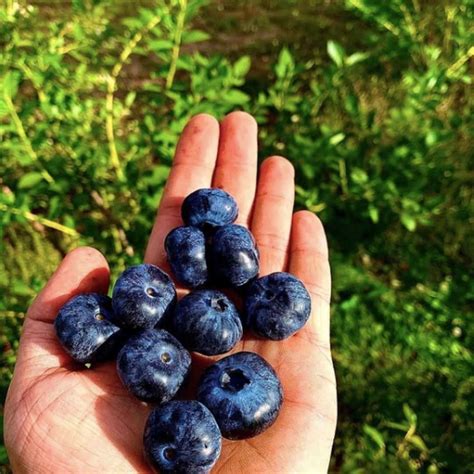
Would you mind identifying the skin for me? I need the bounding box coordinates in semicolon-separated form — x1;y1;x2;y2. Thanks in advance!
4;112;337;473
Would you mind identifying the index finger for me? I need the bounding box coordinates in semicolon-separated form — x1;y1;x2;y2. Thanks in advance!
28;246;110;324
145;114;219;268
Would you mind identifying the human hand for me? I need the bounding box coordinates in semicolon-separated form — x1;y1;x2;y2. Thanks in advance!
4;112;337;473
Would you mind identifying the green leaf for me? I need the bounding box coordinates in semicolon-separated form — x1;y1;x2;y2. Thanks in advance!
329;132;345;145
401;213;417;232
176;55;195;71
369;206;379;223
148;39;174;51
145;164;170;185
363;425;385;450
408;435;429;452
3;70;21;99
351;168;368;184
0;188;15;205
275;47;295;79
183;30;210;44
327;40;345;67
425;130;438;147
122;17;144;29
427;464;440;474
0;444;8;465
233;56;251;77
346;52;369;66
385;421;409;431
139;8;157;23
11;279;34;296
15;153;35;166
18;172;45;189
185;0;210;17
224;89;249;104
125;91;137;108
403;403;418;425
345;94;359;115
0;97;8;118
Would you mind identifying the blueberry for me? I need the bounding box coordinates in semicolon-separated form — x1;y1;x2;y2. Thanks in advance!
112;264;176;330
197;351;283;439
144;400;222;474
171;290;242;355
244;272;311;340
54;293;122;364
165;226;208;288
181;188;238;229
209;225;259;287
117;329;191;403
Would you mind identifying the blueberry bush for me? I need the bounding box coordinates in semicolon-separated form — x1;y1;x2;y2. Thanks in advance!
0;0;472;472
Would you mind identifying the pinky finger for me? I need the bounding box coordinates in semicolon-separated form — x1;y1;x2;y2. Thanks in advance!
289;211;332;345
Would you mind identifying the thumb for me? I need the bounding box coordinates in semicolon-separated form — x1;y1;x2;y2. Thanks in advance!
28;246;110;323
14;246;110;377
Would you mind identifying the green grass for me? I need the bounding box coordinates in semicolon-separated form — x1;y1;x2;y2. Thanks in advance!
1;0;473;472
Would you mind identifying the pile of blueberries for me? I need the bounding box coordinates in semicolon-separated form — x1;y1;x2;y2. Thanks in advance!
55;188;312;473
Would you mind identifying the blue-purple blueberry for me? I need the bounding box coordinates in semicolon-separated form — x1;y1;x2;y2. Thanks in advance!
209;225;259;287
54;293;122;364
117;329;191;403
244;272;311;340
171;290;242;355
181;188;238;230
165;226;208;288
112;264;176;330
144;400;222;474
197;351;283;440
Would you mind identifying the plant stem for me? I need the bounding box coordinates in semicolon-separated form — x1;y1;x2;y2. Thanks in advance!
347;0;400;37
443;5;457;53
338;159;349;195
19;64;47;104
446;46;474;77
166;0;188;90
0;311;26;319
106;13;162;182
3;93;54;183
0;204;79;237
6;0;14;16
399;3;419;44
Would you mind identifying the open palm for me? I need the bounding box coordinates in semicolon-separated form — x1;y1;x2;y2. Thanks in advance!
4;112;337;473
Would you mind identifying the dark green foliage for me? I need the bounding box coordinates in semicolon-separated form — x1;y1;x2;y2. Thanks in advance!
0;0;472;472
